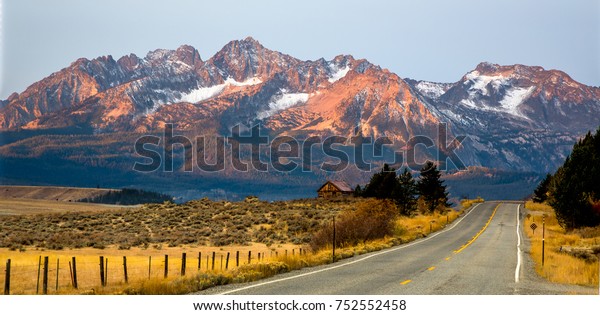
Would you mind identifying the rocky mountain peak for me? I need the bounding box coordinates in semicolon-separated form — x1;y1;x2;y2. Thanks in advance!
0;39;599;177
473;61;500;73
117;53;142;72
209;37;298;82
217;36;267;57
173;44;203;67
241;36;262;46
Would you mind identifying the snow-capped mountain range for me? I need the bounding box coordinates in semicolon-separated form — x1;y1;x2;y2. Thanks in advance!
1;37;599;199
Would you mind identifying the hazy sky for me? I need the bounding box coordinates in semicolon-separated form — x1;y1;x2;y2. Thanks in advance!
1;0;599;99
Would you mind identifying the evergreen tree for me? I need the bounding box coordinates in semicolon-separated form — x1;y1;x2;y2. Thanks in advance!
548;127;600;229
79;188;173;205
392;168;418;216
353;184;363;197
532;173;552;203
417;161;450;213
363;163;397;199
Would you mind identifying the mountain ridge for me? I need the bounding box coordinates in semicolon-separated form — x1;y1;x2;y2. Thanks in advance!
1;37;599;200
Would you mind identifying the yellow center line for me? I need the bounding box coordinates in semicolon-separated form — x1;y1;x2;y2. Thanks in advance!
454;203;501;254
444;257;451;261
427;266;436;271
400;279;412;285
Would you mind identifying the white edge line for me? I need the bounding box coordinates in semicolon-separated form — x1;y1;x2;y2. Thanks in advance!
515;204;522;283
219;203;484;295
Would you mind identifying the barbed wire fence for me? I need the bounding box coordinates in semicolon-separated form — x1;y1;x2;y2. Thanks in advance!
1;247;307;295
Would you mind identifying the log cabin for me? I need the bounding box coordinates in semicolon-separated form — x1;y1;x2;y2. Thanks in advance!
317;180;354;198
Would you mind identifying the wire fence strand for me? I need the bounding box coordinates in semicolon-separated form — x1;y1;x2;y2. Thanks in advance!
1;247;304;294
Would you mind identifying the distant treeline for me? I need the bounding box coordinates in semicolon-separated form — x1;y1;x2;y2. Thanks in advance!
79;188;174;205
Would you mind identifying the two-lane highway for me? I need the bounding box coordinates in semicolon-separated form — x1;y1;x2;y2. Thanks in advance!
398;202;520;294
202;202;531;295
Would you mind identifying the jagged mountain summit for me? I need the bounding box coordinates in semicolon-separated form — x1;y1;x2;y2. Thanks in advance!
1;37;599;200
412;62;600;131
0;37;438;143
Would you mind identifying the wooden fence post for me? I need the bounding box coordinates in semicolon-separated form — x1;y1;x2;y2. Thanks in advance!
248;251;252;264
198;252;202;270
55;258;60;291
36;256;41;294
164;255;169;278
123;256;128;283
42;256;49;294
211;252;215;270
4;259;10;295
258;253;261;262
225;252;230;270
99;256;105;287
332;216;336;263
236;251;239;267
69;261;73;288
71;257;78;289
181;253;186;276
148;256;152;279
206;256;209;270
105;258;108;286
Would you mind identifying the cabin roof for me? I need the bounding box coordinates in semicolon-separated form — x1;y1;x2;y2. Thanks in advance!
317;180;353;192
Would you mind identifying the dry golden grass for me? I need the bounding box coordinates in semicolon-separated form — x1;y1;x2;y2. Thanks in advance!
0;243;304;295
0;197;474;295
0;206;466;295
395;210;461;243
0;198;135;215
524;201;599;287
460;197;484;210
0;185;112;202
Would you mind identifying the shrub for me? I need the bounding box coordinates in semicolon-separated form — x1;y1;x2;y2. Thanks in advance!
309;199;398;251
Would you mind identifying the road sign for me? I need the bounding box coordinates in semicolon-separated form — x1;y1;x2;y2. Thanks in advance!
530;223;537;232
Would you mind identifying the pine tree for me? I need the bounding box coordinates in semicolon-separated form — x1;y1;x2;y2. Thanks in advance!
363;163;397;199
548;127;600;229
353;184;363;197
392;168;418;216
417;161;450;213
532;173;552;203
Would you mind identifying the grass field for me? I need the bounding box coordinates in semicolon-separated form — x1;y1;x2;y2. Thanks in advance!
0;197;356;250
0;196;473;294
0;243;302;294
0;185;113;202
0;198;134;216
524;201;599;287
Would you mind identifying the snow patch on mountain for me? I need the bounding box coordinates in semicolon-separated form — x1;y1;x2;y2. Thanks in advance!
459;98;478;109
499;86;534;118
415;81;448;99
225;77;263;87
328;64;351;83
176;77;262;104
178;84;227;104
257;90;310;119
464;71;509;96
458;84;534;119
146;49;171;61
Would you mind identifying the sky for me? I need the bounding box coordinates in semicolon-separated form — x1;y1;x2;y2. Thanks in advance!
1;0;599;99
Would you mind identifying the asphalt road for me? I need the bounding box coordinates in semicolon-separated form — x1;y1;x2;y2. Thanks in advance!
199;202;595;295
